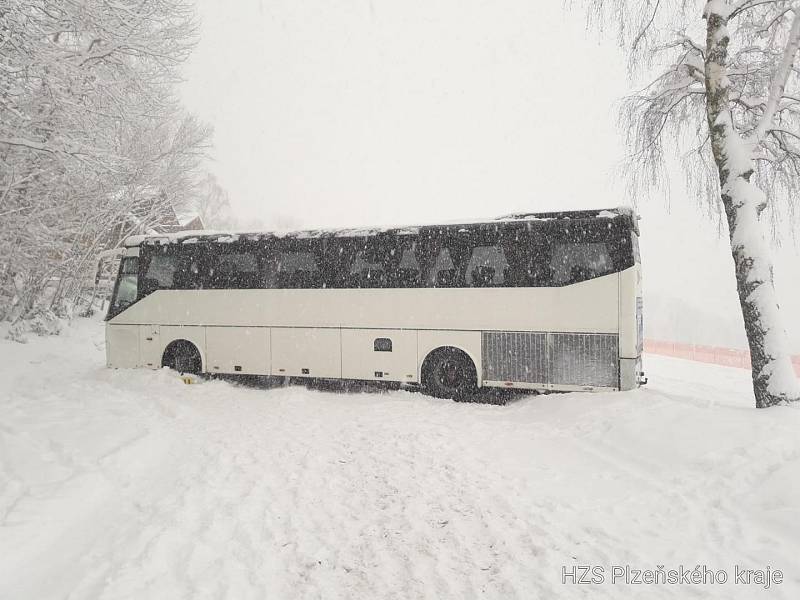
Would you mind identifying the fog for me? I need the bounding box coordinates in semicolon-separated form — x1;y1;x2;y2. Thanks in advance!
180;0;799;351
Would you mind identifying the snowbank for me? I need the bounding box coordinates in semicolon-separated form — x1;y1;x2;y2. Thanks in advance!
1;319;799;599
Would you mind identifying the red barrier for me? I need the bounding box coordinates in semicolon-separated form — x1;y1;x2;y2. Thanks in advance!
714;347;749;369
672;342;695;360
693;345;717;365
645;338;799;376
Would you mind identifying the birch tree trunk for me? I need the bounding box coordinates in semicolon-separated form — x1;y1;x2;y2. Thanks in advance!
704;4;800;408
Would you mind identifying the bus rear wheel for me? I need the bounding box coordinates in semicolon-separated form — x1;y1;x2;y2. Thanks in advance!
423;348;477;401
162;341;202;375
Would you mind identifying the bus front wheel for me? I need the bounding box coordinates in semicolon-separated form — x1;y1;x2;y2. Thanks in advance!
162;340;202;375
422;348;477;401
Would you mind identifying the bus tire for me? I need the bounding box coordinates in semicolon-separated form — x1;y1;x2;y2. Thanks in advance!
162;340;202;375
422;347;477;401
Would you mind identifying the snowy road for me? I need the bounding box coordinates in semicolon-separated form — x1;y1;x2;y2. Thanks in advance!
1;319;799;599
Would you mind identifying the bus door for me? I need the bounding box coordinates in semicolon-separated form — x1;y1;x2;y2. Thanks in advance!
140;324;162;368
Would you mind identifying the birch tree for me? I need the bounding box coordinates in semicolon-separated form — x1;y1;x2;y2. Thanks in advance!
582;0;800;407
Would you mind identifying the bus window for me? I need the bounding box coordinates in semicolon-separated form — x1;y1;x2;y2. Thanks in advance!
207;250;260;289
146;254;175;285
465;245;508;287
140;247;206;293
140;252;177;295
501;229;552;287
173;260;201;289
275;250;322;288
550;242;613;285
349;249;387;288
427;248;457;287
392;245;422;287
109;257;138;314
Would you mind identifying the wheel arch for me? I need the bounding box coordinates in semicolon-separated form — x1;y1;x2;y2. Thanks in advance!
161;338;205;372
419;344;481;387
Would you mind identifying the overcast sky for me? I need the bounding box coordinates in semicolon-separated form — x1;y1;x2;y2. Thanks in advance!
180;0;800;350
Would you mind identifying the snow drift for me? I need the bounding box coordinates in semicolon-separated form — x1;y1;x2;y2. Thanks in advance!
1;318;799;599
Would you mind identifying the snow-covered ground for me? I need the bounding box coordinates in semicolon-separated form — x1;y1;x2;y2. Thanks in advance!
1;319;799;599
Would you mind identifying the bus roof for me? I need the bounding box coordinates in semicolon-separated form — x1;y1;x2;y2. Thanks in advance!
122;206;638;247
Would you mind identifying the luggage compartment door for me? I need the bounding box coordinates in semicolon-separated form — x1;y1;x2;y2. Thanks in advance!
271;328;341;379
139;324;161;369
206;327;270;375
106;324;141;368
341;329;418;383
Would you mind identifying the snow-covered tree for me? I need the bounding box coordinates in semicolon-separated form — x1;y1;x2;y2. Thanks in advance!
194;173;235;230
0;0;212;324
583;0;800;407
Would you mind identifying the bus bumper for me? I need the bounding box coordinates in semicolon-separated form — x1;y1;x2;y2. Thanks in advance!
619;356;643;391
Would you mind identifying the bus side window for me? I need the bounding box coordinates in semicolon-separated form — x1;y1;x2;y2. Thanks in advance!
262;252;279;288
140;251;177;296
465;245;508;287
500;229;551;288
323;238;355;288
349;246;387;288
172;251;203;290
207;250;260;289
550;242;613;285
275;248;323;288
393;244;421;288
172;261;197;288
427;248;457;287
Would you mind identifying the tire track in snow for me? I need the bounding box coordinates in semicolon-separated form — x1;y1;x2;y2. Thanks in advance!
72;393;569;599
6;326;800;600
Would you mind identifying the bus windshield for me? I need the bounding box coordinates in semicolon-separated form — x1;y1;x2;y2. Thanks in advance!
109;257;139;318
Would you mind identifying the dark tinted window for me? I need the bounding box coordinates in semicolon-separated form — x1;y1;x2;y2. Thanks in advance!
207;249;261;289
502;232;552;287
549;242;614;285
328;235;404;288
419;226;510;288
398;246;420;268
134;219;635;291
177;251;206;289
143;253;176;287
427;247;457;287
269;240;324;288
139;245;205;293
501;221;634;287
349;248;388;288
374;338;392;352
392;243;422;287
139;249;183;296
465;245;508;287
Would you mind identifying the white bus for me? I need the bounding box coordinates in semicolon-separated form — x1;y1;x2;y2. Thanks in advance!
105;208;644;399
